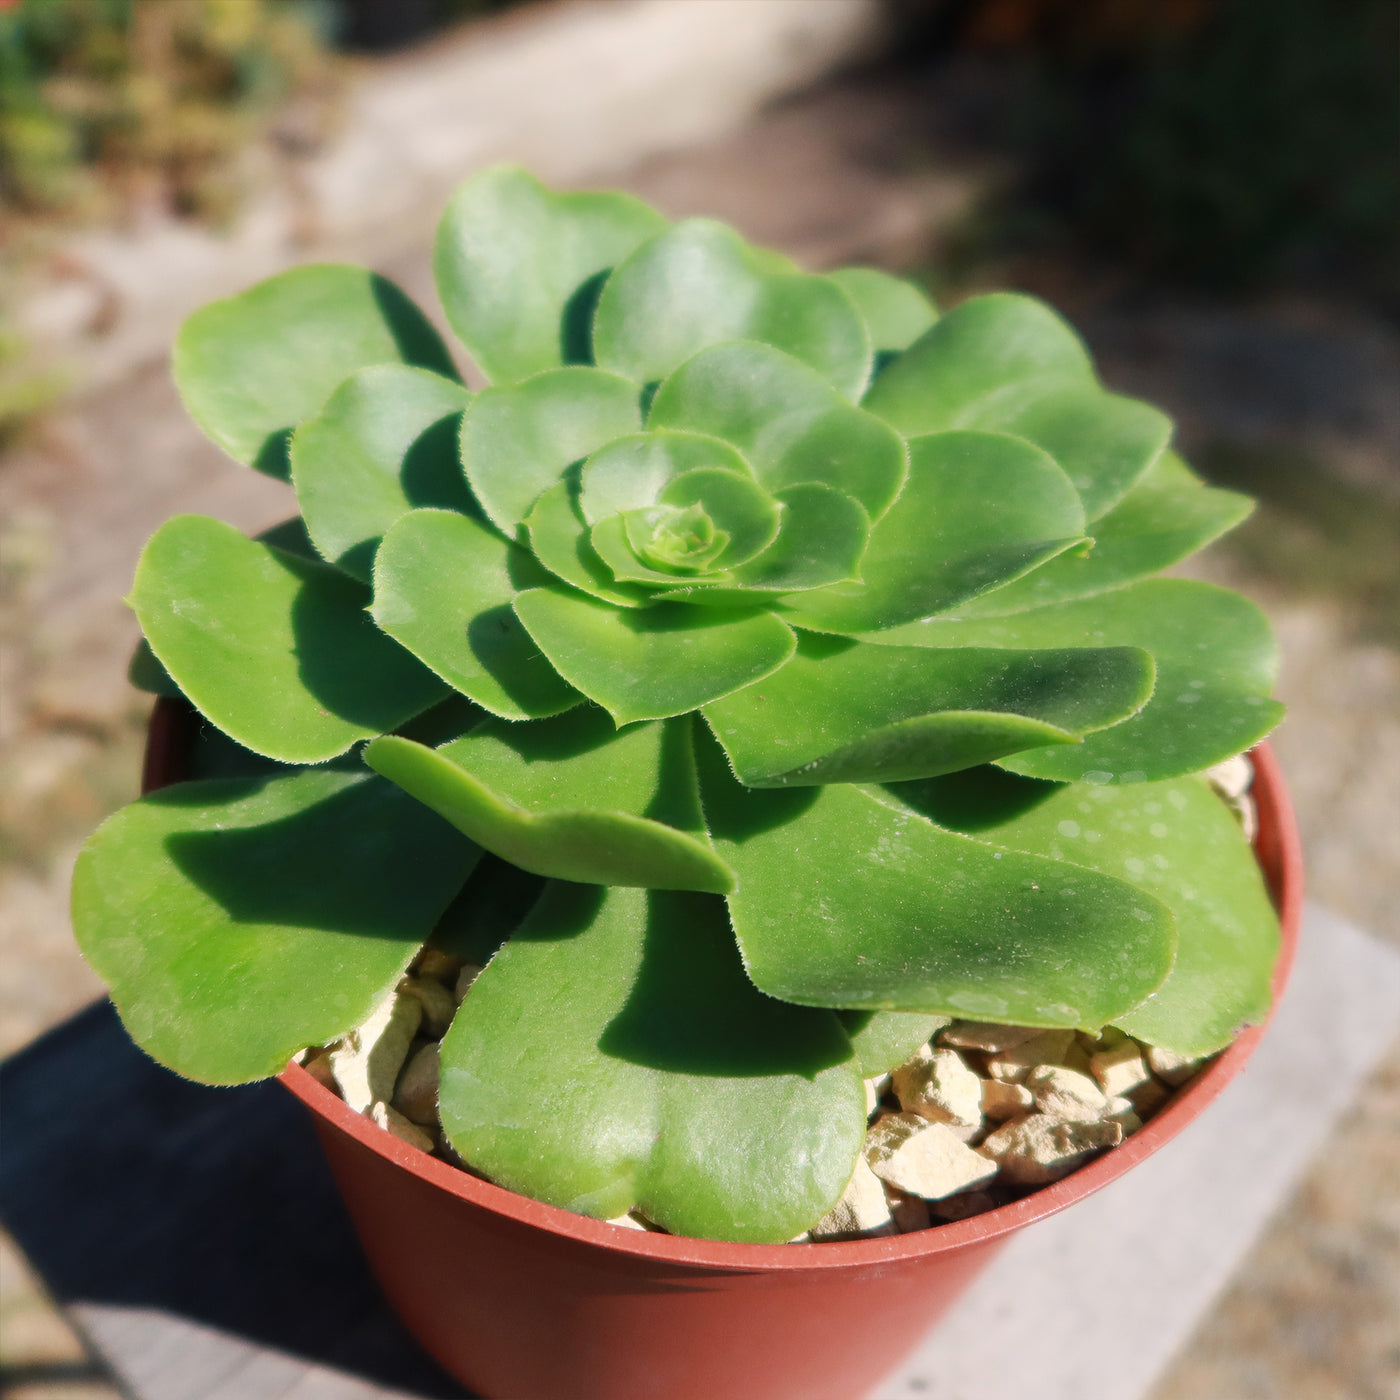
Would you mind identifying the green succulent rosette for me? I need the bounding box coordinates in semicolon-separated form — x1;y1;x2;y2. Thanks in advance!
74;168;1283;1243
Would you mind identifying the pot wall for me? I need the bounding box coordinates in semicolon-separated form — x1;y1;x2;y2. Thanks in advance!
145;699;1303;1400
310;1112;1003;1400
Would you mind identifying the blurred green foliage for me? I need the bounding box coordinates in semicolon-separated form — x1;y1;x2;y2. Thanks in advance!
909;0;1399;294
0;0;340;226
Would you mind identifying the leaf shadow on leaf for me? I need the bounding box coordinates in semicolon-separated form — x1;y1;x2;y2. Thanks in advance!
337;411;480;579
253;428;294;482
464;603;578;712
597;890;851;1077
288;570;441;730
256;517;319;560
369;273;460;381
693;718;818;841
561;269;610;366
160;777;456;939
641;716;704;833
883;764;1062;833
431;853;547;965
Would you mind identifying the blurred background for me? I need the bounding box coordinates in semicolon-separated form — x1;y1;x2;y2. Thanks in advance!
2;1;1396;1396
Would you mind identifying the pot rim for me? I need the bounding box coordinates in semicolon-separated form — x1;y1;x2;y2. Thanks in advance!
146;699;1302;1274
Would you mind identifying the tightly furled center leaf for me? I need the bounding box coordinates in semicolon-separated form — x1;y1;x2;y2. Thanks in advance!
83;165;1285;1245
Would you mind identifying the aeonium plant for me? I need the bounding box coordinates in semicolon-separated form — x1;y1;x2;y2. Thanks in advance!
73;167;1284;1244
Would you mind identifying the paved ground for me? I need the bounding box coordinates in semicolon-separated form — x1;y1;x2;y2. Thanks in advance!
2;63;1397;1400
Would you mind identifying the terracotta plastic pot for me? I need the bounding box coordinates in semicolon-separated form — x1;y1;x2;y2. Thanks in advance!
143;699;1303;1400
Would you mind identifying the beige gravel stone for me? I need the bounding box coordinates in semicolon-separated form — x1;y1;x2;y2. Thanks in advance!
454;961;484;1003
1148;1045;1208;1086
393;1040;440;1125
930;1190;999;1222
1206;753;1253;801
401;974;456;1038
371;1100;435;1153
1129;1076;1173;1117
937;1021;1042;1053
330;987;422;1113
865;1113;999;1199
979;1113;1123;1184
984;1028;1077;1082
981;1079;1034;1120
885;1186;932;1233
1028;1065;1110;1121
413;946;465;985
1105;1095;1144;1134
864;1073;890;1116
810;1155;895;1240
605;1213;646;1231
1091;1039;1153;1097
892;1045;983;1127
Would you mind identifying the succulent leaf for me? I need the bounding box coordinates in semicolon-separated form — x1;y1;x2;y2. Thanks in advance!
697;728;1177;1026
130;515;448;763
648;341;907;519
437;882;865;1242
889;769;1279;1054
371;508;582;720
365;709;733;893
461;367;642;535
872;579;1283;782
434;165;667;385
174;264;457;480
72;770;478;1083
780;430;1088;633
512;586;796;724
838;1010;951;1078
703;635;1155;787
965;382;1172;520
946;451;1254;618
827;267;939;357
593;220;873;399
862;291;1095;435
291;365;473;582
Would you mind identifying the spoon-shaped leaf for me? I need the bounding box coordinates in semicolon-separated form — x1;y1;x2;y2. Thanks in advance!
827;267;938;357
594;221;872;400
174;265;457;480
863;291;1095;437
513;586;796;724
371;508;581;720
966;382;1172;521
434;165;666;384
438;882;864;1242
871;579;1284;782
947;451;1254;618
291;365;472;581
781;431;1087;634
461;367;642;536
72;769;478;1083
696;729;1176;1025
648;341;907;519
130;516;448;763
886;768;1279;1055
703;635;1155;786
365;708;732;892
